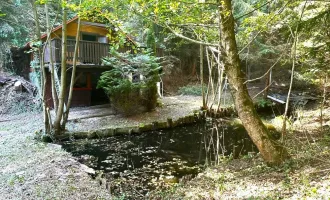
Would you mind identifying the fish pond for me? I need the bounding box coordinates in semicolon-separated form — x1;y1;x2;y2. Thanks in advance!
61;119;257;198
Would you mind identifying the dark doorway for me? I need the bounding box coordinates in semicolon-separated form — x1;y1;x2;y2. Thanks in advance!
91;71;109;105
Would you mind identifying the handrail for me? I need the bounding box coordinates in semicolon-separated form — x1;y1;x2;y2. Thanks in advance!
44;38;137;65
45;39;111;65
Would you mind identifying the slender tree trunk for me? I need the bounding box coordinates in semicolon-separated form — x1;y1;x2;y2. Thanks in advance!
53;3;67;135
263;70;270;99
217;64;225;111
320;75;327;131
62;14;81;128
216;12;223;111
45;3;59;113
282;0;307;136
30;0;50;133
205;47;213;106
219;0;289;165
200;44;206;108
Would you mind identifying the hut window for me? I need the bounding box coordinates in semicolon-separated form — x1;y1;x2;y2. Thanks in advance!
98;36;108;43
82;34;97;42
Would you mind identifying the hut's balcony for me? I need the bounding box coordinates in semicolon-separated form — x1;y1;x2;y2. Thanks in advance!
44;38;133;66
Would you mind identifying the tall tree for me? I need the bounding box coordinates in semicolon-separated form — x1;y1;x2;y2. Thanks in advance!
219;0;288;164
53;0;68;135
62;5;82;128
30;0;50;133
30;0;83;135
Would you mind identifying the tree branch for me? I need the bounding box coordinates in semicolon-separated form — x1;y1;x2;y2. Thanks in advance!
244;54;284;84
235;0;272;20
252;81;274;99
165;24;219;47
238;1;290;54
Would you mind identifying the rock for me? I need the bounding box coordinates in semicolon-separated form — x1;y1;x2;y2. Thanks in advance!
47;143;62;149
0;76;10;85
15;171;25;176
158;121;168;129
73;131;89;139
167;118;173;127
14;81;22;92
116;127;134;134
131;127;140;134
139;123;153;132
162;175;179;184
152;121;159;130
80;164;95;175
95;128;114;138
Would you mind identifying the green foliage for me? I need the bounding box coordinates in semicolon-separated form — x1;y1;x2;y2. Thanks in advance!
178;84;206;96
255;98;273;108
97;50;161;115
98;49;161;94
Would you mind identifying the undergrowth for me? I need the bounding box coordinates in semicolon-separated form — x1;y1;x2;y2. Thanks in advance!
178;84;206;96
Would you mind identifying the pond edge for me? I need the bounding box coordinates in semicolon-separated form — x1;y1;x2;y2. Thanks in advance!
51;110;208;141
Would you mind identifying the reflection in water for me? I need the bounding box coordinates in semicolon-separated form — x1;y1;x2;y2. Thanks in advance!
61;119;256;198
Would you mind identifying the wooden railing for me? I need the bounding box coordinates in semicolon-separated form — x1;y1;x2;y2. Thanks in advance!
44;38;135;65
44;38;164;66
44;39;111;65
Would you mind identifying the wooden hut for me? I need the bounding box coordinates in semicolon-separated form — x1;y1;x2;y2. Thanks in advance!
35;16;135;108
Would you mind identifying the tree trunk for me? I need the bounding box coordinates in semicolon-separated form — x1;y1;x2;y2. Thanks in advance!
53;3;68;135
219;0;289;165
30;0;50;133
45;3;59;113
200;44;206;108
62;13;82;128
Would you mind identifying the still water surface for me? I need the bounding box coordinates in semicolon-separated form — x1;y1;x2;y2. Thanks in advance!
62;120;256;197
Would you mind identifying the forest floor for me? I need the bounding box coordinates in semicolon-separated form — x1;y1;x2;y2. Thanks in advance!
0;112;113;200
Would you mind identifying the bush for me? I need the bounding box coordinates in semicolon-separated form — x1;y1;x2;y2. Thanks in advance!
97;50;161;116
178;84;206;96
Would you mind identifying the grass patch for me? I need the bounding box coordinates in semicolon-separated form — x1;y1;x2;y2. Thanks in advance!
178;84;206;96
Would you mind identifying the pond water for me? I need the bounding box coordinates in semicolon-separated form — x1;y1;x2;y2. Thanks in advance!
61;119;257;198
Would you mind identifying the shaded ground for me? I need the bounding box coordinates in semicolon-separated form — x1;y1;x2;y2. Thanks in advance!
0;113;112;200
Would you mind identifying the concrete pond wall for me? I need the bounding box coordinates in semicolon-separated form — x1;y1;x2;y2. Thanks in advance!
52;110;208;141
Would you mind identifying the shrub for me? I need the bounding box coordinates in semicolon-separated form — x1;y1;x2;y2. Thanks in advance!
97;49;161;115
178;84;206;96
